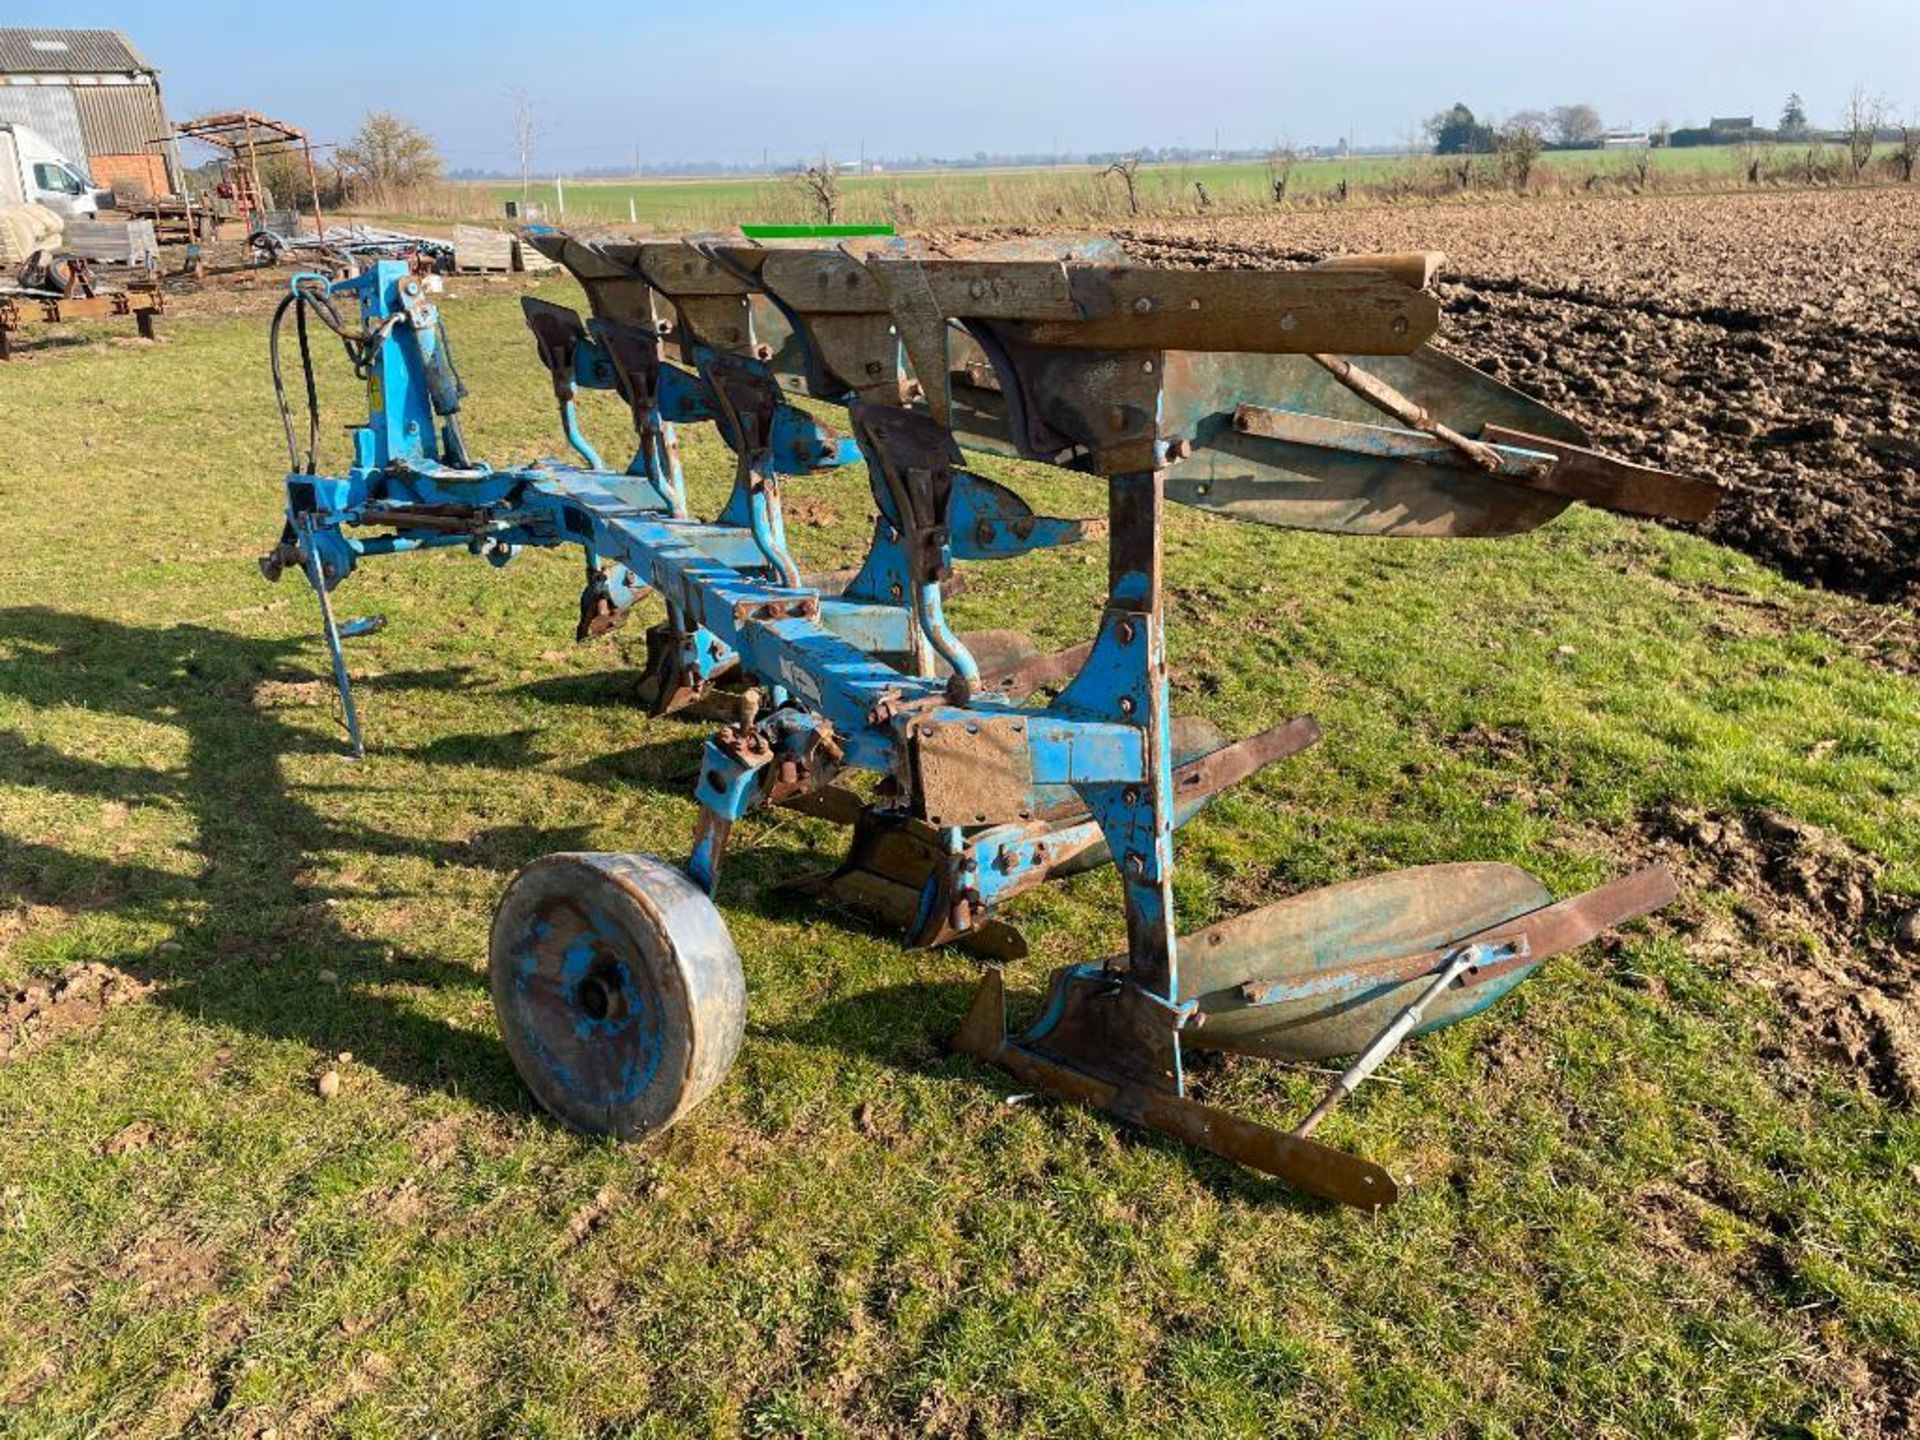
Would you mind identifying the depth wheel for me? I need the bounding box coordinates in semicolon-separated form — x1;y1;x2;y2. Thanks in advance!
489;852;745;1139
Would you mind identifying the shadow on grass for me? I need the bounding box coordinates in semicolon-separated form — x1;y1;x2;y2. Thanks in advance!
0;604;543;1113
0;604;1347;1201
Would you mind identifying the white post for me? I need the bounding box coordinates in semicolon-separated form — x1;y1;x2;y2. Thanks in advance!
629;195;637;224
556;174;565;216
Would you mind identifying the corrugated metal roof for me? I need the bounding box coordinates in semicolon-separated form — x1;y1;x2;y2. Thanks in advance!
0;28;153;76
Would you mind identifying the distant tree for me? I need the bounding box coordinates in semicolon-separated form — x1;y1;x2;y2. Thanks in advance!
1651;120;1672;149
336;111;443;201
508;88;537;203
1898;113;1920;183
1508;108;1552;140
796;158;840;223
1779;92;1810;139
1101;154;1142;216
1264;141;1295;202
1799;139;1829;185
1842;88;1886;180
1425;103;1496;156
1496;114;1545;189
885;181;916;229
1549;103;1604;149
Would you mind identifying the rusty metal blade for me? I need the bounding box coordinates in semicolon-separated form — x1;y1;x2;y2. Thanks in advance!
988;639;1094;699
951;968;1398;1207
1154;345;1598;538
778;785;869;826
1232;405;1555;480
1480;425;1726;523
1179;863;1550;1060
1173;716;1322;804
1185;864;1677;1062
956;629;1041;682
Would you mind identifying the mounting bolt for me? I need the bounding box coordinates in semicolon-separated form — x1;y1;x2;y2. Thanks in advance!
1132;296;1155;314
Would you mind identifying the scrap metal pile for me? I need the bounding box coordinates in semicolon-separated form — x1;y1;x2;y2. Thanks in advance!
258;233;1722;1206
249;222;454;275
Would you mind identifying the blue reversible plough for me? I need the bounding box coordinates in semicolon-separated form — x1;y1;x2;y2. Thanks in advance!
258;234;1723;1206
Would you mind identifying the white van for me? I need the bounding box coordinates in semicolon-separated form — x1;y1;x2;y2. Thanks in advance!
0;122;106;218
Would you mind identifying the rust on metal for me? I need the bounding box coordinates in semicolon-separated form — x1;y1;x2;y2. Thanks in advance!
913;713;1035;827
952;968;1398;1208
1309;353;1507;473
1480;425;1728;523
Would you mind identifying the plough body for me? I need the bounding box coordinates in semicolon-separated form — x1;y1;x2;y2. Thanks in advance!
259;233;1717;1206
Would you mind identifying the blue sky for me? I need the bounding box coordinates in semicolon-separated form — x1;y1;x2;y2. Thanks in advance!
21;0;1920;170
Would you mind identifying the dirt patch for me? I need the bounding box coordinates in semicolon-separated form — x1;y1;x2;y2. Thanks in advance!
782;495;843;529
111;1230;222;1303
1104;189;1920;609
101;1119;159;1156
0;962;151;1064
1646;806;1920;1105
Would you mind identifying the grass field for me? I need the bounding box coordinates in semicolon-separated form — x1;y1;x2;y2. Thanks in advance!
1;284;1918;1436
479;147;1782;229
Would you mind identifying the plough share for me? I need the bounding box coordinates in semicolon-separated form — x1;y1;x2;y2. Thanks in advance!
258;232;1721;1207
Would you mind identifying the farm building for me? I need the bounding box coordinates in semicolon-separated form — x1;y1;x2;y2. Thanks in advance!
0;28;175;195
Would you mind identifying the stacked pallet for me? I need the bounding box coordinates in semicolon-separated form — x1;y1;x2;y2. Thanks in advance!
453;225;515;273
62;219;160;273
513;237;558;273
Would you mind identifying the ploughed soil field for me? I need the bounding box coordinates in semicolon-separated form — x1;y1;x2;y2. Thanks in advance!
1116;188;1920;608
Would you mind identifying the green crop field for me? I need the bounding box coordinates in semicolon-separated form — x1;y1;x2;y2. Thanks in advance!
1;282;1917;1436
473;147;1771;229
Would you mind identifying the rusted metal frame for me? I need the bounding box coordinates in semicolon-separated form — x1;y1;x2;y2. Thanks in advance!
853;259;1440;356
1309;353;1508;473
629;247;815;611
722;245;913;406
786;805;1051;958
964;322;1173;475
0;289;163;357
999;470;1190;1098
